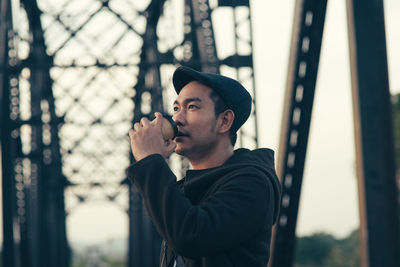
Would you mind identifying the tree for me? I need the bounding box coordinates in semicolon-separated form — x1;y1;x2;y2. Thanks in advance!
295;232;337;266
294;230;360;267
324;229;360;267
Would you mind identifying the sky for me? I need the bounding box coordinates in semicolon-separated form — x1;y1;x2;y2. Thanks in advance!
1;0;400;245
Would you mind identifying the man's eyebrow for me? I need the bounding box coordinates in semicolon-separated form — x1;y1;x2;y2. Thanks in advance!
173;97;202;105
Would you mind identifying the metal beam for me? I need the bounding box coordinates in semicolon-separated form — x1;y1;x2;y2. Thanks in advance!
1;0;70;265
28;4;68;267
217;0;258;148
346;0;400;266
1;0;18;266
190;0;219;73
129;1;167;266
270;1;327;266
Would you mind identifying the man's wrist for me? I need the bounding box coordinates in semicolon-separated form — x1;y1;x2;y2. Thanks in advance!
127;153;166;183
134;152;162;163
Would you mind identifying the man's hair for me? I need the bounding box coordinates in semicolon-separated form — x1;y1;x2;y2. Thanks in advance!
209;90;237;146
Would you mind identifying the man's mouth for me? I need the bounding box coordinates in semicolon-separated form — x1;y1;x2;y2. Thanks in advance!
176;131;189;137
175;131;190;140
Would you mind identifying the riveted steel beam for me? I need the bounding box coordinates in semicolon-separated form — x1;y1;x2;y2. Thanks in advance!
1;3;17;267
346;0;400;266
270;1;328;266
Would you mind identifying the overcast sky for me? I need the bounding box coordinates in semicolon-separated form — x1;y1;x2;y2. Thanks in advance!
1;0;399;245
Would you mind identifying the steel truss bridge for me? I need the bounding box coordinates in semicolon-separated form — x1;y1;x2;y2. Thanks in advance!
1;0;399;267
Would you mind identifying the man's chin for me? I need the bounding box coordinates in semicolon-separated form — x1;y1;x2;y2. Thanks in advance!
174;146;184;156
174;144;188;156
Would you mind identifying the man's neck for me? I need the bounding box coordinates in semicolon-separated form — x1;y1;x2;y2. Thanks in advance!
189;141;234;170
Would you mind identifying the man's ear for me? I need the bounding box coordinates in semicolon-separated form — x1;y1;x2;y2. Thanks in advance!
218;109;235;134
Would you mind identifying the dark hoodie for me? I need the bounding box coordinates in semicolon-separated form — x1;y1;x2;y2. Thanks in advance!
127;148;281;267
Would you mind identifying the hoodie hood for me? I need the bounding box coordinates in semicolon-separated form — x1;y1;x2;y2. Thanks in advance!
182;148;282;223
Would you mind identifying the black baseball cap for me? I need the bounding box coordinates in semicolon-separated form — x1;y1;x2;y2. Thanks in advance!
172;66;252;132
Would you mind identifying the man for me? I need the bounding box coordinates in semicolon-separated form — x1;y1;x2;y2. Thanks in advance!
127;66;281;267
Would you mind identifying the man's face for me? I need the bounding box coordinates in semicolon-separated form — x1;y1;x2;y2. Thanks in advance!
172;81;219;159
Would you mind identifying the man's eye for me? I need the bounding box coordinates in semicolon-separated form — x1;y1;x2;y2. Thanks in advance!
173;106;179;112
188;104;197;109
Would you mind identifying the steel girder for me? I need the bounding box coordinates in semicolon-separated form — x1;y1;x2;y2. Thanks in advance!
217;0;258;148
21;0;70;264
1;0;69;266
347;0;400;266
271;0;400;267
128;1;167;265
1;1;17;266
270;1;328;266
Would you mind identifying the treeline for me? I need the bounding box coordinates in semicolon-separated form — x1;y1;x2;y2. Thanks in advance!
294;229;360;267
291;93;400;267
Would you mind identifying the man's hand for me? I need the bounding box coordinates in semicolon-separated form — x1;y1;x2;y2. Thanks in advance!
129;112;176;162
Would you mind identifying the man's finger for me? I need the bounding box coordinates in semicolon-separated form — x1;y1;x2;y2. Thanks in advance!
154;112;163;128
134;122;141;131
140;117;150;127
166;140;177;153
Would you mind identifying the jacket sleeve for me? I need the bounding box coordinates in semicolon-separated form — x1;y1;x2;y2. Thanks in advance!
127;154;276;258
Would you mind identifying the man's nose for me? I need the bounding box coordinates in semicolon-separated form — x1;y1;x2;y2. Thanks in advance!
172;110;185;126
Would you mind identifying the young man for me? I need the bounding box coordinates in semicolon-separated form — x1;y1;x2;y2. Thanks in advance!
128;66;281;267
